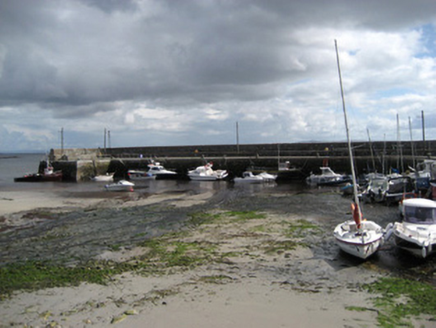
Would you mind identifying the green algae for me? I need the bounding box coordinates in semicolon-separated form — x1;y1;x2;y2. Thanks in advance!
0;260;147;299
356;277;436;327
0;210;312;299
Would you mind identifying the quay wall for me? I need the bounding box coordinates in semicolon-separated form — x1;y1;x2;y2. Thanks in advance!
48;140;436;181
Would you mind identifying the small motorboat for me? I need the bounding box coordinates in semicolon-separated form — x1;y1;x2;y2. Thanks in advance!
105;180;135;192
92;173;114;182
306;167;350;186
360;175;415;205
257;172;277;182
234;171;264;183
146;162;178;179
393;198;436;258
360;176;388;203
188;162;228;181
127;170;155;181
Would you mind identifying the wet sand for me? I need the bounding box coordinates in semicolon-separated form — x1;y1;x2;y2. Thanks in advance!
0;182;433;327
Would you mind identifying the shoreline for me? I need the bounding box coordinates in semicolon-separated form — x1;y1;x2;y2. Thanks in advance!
0;185;434;327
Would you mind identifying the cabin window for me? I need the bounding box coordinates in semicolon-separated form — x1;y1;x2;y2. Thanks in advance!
404;206;436;224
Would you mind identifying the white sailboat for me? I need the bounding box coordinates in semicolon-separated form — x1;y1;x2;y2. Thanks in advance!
332;40;387;259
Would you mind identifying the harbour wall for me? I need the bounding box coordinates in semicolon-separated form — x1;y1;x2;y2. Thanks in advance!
47;140;436;181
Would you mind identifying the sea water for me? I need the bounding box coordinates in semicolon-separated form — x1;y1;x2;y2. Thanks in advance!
0;153;45;186
0;152;309;196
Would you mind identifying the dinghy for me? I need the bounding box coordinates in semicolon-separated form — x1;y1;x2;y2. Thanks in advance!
332;40;387;259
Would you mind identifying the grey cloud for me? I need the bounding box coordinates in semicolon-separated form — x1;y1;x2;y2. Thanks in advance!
0;0;435;151
2;0;435;111
78;0;139;13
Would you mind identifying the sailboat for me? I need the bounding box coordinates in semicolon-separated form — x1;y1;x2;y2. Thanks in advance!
332;40;388;259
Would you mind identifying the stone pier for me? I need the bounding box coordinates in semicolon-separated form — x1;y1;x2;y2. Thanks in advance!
47;140;435;181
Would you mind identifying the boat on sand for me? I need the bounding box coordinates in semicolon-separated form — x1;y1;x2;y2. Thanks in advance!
105;180;135;192
91;173;114;182
233;171;264;183
332;40;388;259
127;170;155;181
146;162;177;179
393;198;436;258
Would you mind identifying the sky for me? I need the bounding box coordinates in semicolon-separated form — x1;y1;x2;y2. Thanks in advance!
1;0;436;153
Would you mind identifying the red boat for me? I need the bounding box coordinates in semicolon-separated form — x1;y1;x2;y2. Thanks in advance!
14;166;62;182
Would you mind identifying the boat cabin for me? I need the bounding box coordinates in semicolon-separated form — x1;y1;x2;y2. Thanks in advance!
402;199;436;225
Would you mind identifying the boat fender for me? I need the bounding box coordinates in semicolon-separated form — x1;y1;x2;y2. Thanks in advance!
384;223;394;241
422;246;427;258
351;203;361;230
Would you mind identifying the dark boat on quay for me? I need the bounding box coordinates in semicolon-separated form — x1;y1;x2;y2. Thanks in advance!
14;166;63;182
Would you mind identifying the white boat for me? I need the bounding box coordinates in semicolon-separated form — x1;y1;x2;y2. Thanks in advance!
234;171;264;183
393;198;436;258
127;170;155;181
306;166;350;186
334;213;386;259
409;159;436;191
92;173;114;182
257;172;277;182
105;180;135;192
188;162;228;181
332;40;386;259
147;162;177;179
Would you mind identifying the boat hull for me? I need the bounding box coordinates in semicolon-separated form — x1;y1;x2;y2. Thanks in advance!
153;173;179;180
188;175;227;181
92;174;114;182
127;170;155;181
393;223;436;258
14;171;63;182
334;220;384;259
105;180;135;192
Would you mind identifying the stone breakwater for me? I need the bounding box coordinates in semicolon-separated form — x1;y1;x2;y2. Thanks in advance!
49;140;435;181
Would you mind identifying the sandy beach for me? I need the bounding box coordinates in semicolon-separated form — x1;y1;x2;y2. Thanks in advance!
0;184;434;327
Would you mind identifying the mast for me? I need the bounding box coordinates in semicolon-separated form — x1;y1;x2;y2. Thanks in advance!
367;128;376;172
409;117;416;169
335;40;359;207
236;121;240;154
421;110;426;153
397;114;404;173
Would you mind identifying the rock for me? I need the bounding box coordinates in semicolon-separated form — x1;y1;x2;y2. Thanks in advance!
124;309;138;315
111;314;127;324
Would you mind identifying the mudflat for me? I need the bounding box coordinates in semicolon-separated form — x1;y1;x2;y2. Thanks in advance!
0;184;433;327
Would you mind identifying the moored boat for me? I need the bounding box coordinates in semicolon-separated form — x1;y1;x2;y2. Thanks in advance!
146;162;178;179
188;162;228;181
14;165;62;182
332;40;387;259
234;171;264;183
306;166;350;186
393;198;436;258
127;170;155;181
105;180;135;192
333;206;387;259
91;173;114;182
257;172;277;182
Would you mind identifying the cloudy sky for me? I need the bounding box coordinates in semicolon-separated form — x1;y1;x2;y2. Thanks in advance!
1;0;435;152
